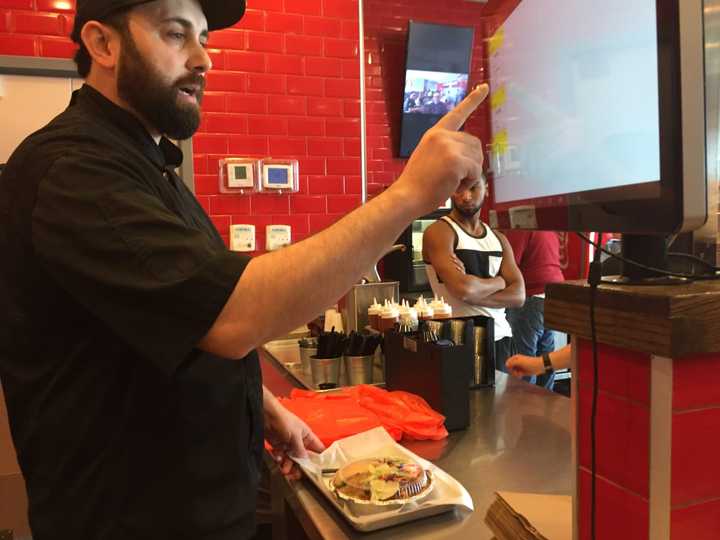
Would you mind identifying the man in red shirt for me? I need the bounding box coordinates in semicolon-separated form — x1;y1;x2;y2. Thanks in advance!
503;231;565;389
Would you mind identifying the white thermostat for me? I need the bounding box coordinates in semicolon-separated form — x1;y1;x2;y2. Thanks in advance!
260;159;299;192
228;163;254;188
266;225;291;251
229;224;256;252
219;158;259;193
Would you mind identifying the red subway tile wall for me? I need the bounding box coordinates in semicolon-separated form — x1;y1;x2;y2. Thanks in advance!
362;0;496;203
671;498;720;540
575;341;720;540
2;0;526;255
669;352;720;535
577;384;650;499
672;352;720;411
575;338;651;539
576;340;651;405
193;0;366;251
671;407;720;506
0;0;73;57
578;468;649;540
0;0;361;253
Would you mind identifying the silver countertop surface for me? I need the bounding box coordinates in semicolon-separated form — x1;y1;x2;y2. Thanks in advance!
260;345;573;540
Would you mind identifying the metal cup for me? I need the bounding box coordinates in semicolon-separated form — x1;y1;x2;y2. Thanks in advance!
473;327;487;385
449;319;466;345
343;354;374;385
298;346;318;375
310;355;341;388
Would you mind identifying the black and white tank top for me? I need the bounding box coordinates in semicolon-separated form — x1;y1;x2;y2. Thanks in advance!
425;216;513;340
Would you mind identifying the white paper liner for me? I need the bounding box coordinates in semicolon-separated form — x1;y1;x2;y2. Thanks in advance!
292;427;474;532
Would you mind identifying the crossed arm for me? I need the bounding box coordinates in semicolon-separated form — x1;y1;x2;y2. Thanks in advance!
422;221;525;309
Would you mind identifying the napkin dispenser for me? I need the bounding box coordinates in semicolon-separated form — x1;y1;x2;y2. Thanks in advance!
383;322;474;431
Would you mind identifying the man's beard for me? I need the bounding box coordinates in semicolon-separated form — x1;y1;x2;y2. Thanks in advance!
452;201;482;218
117;32;204;140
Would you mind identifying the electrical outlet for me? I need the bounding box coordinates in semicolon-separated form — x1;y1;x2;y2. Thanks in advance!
266;225;291;251
229;224;256;252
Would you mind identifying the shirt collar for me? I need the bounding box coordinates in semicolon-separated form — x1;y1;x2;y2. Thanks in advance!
71;84;184;171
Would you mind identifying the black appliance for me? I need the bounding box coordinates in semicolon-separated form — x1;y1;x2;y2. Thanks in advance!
382;209;448;293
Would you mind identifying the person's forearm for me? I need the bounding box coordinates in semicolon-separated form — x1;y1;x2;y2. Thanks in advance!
473;281;525;308
447;275;505;305
205;183;417;358
549;345;572;370
263;386;283;416
457;275;525;308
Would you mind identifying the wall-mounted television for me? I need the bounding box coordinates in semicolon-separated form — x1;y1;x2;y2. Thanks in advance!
399;21;475;158
487;0;706;279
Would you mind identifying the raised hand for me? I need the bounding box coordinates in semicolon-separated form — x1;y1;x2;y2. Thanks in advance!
394;84;490;216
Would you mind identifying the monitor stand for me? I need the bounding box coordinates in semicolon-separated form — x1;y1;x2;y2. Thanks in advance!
602;234;689;286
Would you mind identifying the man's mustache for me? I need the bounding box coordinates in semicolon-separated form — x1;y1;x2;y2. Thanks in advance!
175;75;206;96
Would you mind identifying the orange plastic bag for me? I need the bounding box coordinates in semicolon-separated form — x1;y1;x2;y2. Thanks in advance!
354;385;448;441
280;385;447;446
278;393;401;448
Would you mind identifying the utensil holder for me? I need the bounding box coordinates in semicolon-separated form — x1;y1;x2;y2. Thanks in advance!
383;324;474;431
299;346;318;375
343;354;374;385
310;355;341;389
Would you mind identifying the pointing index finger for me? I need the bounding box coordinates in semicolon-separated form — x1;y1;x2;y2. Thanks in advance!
434;83;490;132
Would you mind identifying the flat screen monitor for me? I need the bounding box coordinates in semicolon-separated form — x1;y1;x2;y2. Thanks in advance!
488;0;706;237
399;22;475;157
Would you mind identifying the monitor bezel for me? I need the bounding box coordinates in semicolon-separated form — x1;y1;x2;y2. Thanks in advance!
490;0;707;234
398;21;475;158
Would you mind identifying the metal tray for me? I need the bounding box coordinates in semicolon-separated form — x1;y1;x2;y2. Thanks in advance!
263;338;386;392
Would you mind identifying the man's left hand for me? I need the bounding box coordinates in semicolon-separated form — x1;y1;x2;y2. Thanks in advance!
265;404;324;480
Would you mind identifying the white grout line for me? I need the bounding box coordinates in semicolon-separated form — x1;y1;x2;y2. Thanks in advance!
571;338;579;540
649;354;673;540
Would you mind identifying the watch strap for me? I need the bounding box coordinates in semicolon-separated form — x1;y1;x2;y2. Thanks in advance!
542;352;554;373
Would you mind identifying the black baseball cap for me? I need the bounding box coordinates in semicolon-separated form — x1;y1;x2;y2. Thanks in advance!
71;0;246;42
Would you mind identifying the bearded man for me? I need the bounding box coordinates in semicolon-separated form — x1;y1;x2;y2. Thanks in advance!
0;0;490;538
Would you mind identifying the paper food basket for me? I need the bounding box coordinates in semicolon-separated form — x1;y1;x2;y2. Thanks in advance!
292;427;474;532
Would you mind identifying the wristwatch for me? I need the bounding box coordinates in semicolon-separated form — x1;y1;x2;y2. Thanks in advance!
542;352;554;374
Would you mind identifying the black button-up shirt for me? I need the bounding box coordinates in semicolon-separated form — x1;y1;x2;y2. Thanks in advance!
0;85;263;540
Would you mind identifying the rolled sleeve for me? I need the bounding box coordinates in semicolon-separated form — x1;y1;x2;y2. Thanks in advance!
32;153;248;373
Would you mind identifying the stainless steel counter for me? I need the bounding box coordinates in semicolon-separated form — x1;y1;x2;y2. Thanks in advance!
260;346;572;540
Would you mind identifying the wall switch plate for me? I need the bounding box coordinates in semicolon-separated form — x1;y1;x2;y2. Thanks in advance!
230;224;256;252
219;158;259;193
227;162;255;188
266;225;291;251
